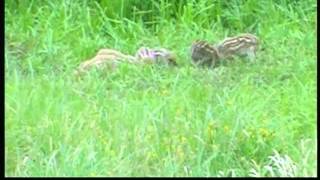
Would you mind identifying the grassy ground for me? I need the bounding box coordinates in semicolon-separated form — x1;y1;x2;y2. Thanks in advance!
5;0;317;177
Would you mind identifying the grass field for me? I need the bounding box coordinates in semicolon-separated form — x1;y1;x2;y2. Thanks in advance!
5;0;317;177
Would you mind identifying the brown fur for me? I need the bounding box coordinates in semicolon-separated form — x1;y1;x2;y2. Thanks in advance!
216;33;259;60
190;40;220;67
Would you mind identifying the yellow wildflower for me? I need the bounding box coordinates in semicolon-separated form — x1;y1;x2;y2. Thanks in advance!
207;122;216;138
224;125;230;133
226;100;233;106
161;89;169;96
259;128;270;138
180;136;187;144
176;146;185;160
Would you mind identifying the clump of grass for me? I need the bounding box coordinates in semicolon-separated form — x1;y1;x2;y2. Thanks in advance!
249;139;316;177
5;0;316;177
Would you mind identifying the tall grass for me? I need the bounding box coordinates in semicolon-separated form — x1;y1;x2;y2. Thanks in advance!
5;0;316;177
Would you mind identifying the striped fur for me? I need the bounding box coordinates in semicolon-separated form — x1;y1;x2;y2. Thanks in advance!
135;47;177;65
191;40;220;67
74;47;177;76
190;34;259;67
74;48;137;76
216;33;259;60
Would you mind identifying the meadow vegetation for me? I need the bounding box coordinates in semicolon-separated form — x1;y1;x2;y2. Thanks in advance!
5;0;317;177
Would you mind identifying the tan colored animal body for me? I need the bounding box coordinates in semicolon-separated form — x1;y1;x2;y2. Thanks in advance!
74;49;136;76
215;33;259;60
74;47;177;76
